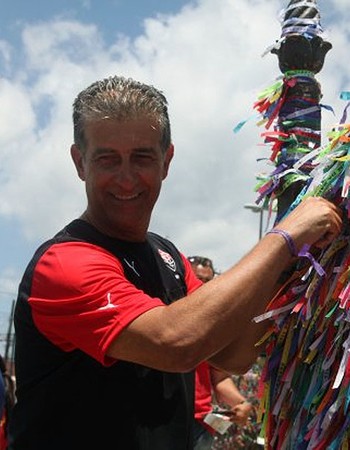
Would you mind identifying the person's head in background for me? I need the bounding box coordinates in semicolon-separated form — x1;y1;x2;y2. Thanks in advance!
188;256;217;283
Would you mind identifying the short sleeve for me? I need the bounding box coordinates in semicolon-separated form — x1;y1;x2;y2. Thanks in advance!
29;242;165;365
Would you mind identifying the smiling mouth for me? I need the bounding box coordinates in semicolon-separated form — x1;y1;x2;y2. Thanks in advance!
112;193;141;201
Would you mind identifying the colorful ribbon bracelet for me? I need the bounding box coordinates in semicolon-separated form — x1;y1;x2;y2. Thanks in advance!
266;228;298;257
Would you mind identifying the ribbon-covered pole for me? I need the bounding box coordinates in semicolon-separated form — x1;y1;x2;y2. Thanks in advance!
253;0;332;221
244;1;350;448
269;0;332;218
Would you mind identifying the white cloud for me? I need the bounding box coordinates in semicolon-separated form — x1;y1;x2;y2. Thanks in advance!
328;0;349;11
0;79;36;145
0;268;18;306
0;0;348;283
0;40;12;73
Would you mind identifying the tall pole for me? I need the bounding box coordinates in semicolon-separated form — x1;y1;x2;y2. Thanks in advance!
4;299;15;364
247;2;350;449
254;0;332;221
244;203;264;240
273;1;331;218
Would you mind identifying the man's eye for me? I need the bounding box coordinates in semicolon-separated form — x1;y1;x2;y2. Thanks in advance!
96;155;116;164
135;153;154;162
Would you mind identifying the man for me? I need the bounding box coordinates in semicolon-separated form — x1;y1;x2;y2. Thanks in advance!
189;256;253;450
8;75;342;450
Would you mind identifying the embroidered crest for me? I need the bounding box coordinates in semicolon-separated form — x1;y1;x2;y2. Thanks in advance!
158;249;176;272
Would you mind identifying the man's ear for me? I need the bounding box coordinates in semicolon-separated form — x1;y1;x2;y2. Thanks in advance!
162;144;174;180
70;144;86;181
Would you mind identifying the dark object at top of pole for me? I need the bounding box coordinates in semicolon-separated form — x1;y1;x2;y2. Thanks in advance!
271;0;332;74
284;0;319;22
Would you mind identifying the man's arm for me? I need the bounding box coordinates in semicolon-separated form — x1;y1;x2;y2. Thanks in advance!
106;197;342;373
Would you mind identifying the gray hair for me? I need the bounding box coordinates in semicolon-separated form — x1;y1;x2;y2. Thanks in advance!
73;75;171;153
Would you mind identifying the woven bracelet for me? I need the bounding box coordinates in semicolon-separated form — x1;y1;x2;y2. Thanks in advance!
266;229;298;257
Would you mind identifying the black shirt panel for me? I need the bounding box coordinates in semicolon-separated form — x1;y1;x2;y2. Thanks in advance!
9;220;194;450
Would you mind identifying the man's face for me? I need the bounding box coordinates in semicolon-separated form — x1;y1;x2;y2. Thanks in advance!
71;117;173;241
192;264;214;283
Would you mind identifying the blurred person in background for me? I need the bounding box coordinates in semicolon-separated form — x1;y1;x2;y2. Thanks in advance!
0;355;15;450
189;256;253;450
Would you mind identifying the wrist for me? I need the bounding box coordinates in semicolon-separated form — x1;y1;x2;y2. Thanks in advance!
266;228;298;257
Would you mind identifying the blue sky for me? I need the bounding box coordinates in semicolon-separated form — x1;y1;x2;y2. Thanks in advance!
1;1;190;43
0;0;349;342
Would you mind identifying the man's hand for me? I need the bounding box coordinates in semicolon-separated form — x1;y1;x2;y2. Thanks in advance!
276;197;343;252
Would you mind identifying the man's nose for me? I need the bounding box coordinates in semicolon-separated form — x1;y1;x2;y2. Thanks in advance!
115;160;136;186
